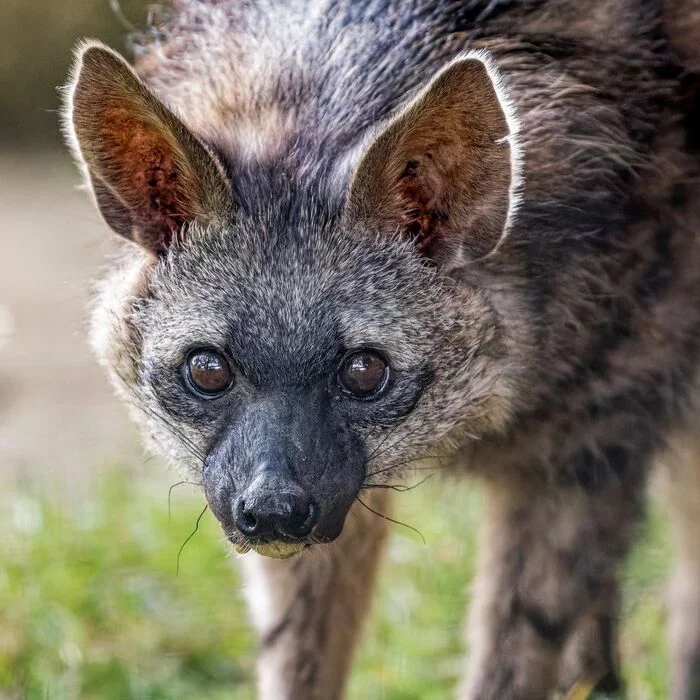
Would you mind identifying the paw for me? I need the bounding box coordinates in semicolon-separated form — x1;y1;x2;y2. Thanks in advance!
564;671;623;700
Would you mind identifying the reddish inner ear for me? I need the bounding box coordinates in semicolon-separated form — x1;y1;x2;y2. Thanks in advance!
396;156;449;258
97;106;193;249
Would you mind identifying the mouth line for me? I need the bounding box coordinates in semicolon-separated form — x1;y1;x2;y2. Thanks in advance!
228;534;312;559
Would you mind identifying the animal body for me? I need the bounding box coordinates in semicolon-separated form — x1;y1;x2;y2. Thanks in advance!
64;1;700;697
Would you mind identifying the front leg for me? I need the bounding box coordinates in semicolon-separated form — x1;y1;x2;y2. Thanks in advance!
240;491;389;700
462;456;647;700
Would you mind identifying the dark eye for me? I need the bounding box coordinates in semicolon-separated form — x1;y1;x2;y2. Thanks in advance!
184;349;233;397
337;350;390;400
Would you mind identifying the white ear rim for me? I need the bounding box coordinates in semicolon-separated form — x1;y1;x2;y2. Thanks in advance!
341;49;524;258
60;40;128;204
450;49;524;259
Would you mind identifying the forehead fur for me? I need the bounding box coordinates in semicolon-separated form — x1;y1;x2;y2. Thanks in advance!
139;184;448;376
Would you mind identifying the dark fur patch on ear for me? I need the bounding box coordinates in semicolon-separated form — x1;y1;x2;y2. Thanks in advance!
397;158;449;257
91;105;193;251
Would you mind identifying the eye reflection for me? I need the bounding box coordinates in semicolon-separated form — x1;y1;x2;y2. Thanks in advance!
185;349;233;397
337;350;390;400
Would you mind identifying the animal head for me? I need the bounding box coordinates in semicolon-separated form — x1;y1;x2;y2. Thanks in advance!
64;42;527;557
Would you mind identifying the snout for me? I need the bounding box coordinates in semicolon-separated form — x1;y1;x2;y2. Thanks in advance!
202;394;367;559
212;465;329;558
234;488;318;540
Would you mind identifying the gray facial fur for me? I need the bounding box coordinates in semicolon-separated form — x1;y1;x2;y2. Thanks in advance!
116;180;518;549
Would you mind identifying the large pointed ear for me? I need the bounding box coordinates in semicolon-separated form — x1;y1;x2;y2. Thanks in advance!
63;41;233;255
343;52;521;262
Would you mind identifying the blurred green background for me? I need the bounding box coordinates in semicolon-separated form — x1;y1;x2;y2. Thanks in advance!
0;2;675;698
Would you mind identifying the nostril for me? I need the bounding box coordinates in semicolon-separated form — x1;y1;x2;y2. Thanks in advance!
283;499;318;539
234;497;258;535
234;491;318;540
302;500;318;533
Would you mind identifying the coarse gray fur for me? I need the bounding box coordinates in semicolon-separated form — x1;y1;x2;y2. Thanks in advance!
63;0;700;697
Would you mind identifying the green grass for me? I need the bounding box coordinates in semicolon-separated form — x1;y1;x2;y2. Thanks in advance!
0;470;672;699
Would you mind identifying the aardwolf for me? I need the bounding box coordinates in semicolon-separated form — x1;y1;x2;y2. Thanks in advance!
64;1;700;697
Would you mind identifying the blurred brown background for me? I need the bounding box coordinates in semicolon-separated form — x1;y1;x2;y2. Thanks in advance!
0;1;152;496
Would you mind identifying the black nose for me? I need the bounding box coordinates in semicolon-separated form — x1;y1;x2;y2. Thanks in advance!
234;491;317;540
